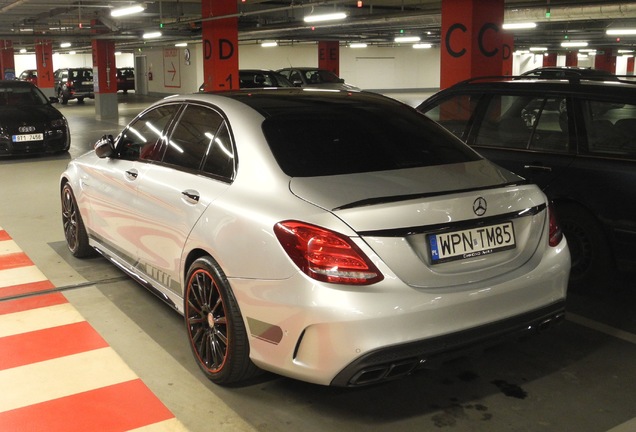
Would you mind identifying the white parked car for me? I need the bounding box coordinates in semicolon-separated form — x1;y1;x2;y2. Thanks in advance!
60;89;569;387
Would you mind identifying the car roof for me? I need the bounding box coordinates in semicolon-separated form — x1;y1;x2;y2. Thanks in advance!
0;80;36;89
429;76;636;99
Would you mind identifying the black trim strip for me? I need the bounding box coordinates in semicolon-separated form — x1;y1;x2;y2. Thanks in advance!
333;181;526;211
358;203;546;237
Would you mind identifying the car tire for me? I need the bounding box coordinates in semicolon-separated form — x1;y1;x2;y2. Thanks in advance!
58;90;68;105
77;97;84;103
557;203;612;290
61;183;94;258
184;256;261;385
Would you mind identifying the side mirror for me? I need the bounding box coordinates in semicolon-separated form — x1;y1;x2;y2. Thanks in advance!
94;134;115;158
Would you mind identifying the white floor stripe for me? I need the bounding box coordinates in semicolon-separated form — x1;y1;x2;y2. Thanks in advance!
0;347;139;413
0;303;86;338
568;313;636;345
0;239;21;256
0;266;48;289
129;418;191;432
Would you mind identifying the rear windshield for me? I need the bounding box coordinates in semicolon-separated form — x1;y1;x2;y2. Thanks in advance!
261;100;480;177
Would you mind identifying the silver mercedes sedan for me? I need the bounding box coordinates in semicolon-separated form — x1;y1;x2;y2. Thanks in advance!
60;89;570;387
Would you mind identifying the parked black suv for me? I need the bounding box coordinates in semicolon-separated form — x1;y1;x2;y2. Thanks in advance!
54;67;94;104
417;76;636;290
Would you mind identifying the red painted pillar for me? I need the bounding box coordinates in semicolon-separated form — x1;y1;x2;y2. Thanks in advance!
594;48;616;73
318;41;339;76
92;38;118;118
35;40;54;96
543;53;557;67
628;57;635;75
0;41;15;80
502;34;513;76
564;52;578;66
440;0;504;89
201;0;238;91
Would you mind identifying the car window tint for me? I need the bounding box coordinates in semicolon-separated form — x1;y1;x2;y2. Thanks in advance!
163;104;224;171
117;104;179;161
473;94;570;152
202;122;235;180
421;94;477;140
263;102;479;177
583;100;636;156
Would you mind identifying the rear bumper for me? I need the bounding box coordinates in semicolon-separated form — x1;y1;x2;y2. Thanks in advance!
330;300;565;387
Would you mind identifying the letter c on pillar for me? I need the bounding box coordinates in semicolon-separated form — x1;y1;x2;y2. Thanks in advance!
446;23;467;58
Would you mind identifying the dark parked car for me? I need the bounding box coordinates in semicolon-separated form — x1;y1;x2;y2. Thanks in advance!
520;67;620;81
277;67;360;90
199;69;293;92
18;69;38;86
417;76;636;289
117;67;135;93
0;80;70;156
54;67;94;104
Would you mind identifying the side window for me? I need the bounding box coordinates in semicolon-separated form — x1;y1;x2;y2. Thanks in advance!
289;71;303;84
421;94;478;140
163;104;224;171
202;122;235;180
474;94;569;152
582;100;636;156
116;104;179;161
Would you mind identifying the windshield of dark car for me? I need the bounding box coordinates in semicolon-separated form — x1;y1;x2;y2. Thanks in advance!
0;86;48;106
262;100;480;177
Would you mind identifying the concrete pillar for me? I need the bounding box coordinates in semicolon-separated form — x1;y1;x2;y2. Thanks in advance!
440;0;504;89
595;48;616;73
564;52;578;67
628;57;635;75
92;39;118;119
0;41;15;80
502;34;513;76
318;41;339;76
201;0;238;91
543;53;558;67
35;40;55;98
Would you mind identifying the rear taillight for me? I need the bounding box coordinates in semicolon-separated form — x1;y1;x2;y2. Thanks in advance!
65;80;73;89
548;204;563;247
274;221;384;285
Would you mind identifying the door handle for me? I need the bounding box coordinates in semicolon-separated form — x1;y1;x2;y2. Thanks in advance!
523;164;552;172
182;189;200;204
125;169;139;180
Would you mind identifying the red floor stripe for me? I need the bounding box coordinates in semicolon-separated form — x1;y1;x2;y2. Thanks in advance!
0;292;67;315
0;321;110;371
0;252;34;270
0;379;175;432
0;230;10;241
0;280;56;300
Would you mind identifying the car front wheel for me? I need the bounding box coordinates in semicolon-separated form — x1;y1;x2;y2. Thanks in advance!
61;183;94;257
184;256;260;385
58;90;68;105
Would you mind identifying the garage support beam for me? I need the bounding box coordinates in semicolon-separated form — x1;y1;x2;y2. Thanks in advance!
35;40;54;98
201;0;239;91
440;0;504;89
318;41;340;77
92;38;118;119
0;40;15;80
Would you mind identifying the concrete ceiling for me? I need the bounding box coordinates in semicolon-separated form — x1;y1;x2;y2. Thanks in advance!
2;0;636;54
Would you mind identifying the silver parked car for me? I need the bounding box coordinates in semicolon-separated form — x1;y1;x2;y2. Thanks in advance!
60;89;569;387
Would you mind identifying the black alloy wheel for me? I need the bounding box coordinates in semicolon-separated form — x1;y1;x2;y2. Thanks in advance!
184;256;259;385
61;183;94;258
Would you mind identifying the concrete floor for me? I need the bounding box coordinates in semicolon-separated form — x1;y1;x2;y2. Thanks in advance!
1;93;636;431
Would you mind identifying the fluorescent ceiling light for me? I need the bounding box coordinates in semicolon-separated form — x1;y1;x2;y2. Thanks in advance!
69;51;76;55
349;43;367;48
395;36;420;43
413;43;432;49
577;53;589;58
579;49;596;53
261;41;278;47
618;49;634;53
174;42;188;47
607;29;636;35
529;47;548;52
503;22;537;30
60;42;71;48
19;48;26;53
111;4;145;17
561;41;588;47
515;50;530;54
114;51;122;55
143;31;162;39
304;12;347;23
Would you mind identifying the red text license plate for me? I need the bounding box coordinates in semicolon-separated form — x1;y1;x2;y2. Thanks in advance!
429;222;516;264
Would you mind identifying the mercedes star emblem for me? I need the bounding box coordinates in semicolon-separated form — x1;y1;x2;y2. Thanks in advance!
473;197;487;216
